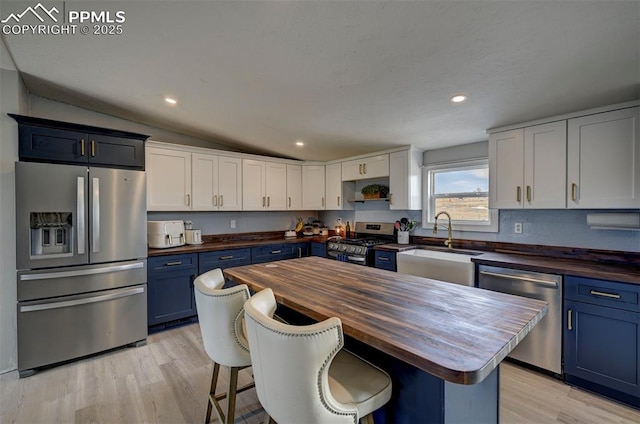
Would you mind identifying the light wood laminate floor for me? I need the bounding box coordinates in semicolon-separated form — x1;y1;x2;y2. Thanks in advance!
1;323;638;423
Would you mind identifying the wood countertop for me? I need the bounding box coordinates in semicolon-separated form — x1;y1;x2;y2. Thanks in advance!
471;252;640;285
148;235;330;257
224;257;547;385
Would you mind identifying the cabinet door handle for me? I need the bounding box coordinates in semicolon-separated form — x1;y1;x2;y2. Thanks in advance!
359;164;363;175
220;195;223;207
267;196;270;207
363;163;367;174
219;255;234;260
322;197;325;207
389;193;393;205
590;290;621;299
213;195;218;206
298;247;302;258
567;309;573;330
186;194;190;206
516;186;521;202
288;197;291;208
378;257;389;262
526;186;531;202
165;261;182;266
337;195;340;207
80;139;86;156
571;183;578;201
91;140;96;157
270;250;282;254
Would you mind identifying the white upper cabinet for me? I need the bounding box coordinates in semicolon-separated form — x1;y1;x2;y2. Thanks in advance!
146;146;192;211
389;149;422;210
243;160;287;210
286;165;302;210
325;163;343;210
265;162;287;210
216;156;243;210
302;165;326;209
342;154;389;181
192;153;242;211
567;107;640;208
489;121;566;209
192;152;218;211
524;121;567;208
242;159;266;210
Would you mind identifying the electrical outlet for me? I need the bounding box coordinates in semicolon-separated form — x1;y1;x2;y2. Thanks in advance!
230;219;236;229
514;222;523;234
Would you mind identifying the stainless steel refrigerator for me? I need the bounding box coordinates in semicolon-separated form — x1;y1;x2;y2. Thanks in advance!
15;161;148;377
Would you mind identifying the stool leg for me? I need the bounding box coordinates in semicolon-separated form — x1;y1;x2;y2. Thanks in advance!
226;366;239;424
361;413;375;424
205;362;220;423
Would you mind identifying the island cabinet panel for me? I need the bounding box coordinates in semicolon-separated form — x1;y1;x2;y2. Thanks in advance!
147;254;198;326
199;248;251;274
564;276;640;406
374;250;396;271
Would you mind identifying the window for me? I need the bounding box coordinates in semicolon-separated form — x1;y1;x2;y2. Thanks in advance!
423;158;498;232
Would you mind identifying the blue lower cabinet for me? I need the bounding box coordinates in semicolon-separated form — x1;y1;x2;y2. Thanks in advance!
252;242;309;264
311;242;327;257
148;254;198;327
199;248;251;274
564;275;640;407
375;250;396;271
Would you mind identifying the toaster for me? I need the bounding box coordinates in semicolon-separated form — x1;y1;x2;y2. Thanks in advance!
147;220;185;248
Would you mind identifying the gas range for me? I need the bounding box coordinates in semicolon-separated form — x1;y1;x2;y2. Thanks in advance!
326;222;395;266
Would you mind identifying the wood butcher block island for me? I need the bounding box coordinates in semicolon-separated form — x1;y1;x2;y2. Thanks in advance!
225;257;548;423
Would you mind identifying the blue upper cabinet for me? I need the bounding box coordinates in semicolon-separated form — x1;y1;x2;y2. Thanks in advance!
10;114;148;170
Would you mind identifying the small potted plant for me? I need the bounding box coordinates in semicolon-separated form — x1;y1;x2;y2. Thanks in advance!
361;184;389;199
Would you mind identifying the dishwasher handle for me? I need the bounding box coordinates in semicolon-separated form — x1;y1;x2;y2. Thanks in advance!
479;270;558;288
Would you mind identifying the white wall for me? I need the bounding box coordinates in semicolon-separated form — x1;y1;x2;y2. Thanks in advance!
0;68;28;373
28;95;235;151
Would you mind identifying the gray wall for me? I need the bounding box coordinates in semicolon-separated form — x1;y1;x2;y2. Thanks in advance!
0;67;28;373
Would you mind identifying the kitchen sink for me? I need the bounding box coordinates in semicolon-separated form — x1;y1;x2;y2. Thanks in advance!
396;248;479;286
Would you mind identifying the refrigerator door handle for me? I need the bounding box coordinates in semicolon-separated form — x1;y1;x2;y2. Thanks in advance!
77;176;86;254
92;177;100;253
19;261;145;281
19;286;145;312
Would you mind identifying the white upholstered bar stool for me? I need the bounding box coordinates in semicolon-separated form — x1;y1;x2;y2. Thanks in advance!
243;288;392;424
194;268;255;424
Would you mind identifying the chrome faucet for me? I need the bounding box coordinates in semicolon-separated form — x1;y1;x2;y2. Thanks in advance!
433;211;453;249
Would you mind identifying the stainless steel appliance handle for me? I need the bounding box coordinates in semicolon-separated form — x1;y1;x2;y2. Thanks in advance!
92;177;100;253
479;270;558;288
19;261;145;281
20;286;144;312
77;176;85;254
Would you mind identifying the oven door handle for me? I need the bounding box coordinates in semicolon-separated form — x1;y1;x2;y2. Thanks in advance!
19;286;145;312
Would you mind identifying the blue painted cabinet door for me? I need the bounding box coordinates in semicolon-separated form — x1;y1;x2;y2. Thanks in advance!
375;250;396;271
311;242;327;257
564;299;640;397
89;134;145;169
148;254;198;326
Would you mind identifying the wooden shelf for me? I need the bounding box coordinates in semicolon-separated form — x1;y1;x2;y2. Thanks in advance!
350;198;390;203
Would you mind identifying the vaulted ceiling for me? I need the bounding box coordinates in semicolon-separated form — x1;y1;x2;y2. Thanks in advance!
2;0;639;161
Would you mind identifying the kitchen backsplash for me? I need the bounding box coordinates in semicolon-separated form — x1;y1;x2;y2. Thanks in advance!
150;208;639;252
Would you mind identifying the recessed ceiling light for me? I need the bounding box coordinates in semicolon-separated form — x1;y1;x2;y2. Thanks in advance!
165;97;177;105
295;141;304;146
450;95;467;103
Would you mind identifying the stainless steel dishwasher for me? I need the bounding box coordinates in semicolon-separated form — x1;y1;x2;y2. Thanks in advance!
478;265;562;375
